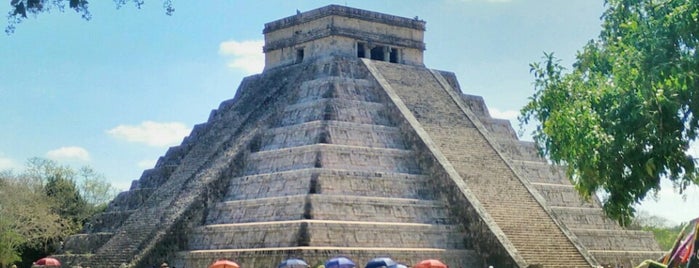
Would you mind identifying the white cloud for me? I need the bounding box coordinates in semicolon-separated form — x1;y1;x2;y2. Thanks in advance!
489;107;534;141
0;156;20;171
46;146;91;162
112;180;132;192
107;121;190;147
137;159;157;169
218;39;265;74
489;108;519;121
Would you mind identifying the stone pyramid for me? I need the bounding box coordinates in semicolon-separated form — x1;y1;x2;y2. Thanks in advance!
57;5;664;268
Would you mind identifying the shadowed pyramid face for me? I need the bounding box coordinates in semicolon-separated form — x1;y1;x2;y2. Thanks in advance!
56;5;664;268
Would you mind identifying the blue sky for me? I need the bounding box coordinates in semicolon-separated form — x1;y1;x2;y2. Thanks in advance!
1;0;697;224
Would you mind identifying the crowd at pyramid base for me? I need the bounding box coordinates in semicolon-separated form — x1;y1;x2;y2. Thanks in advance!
55;5;664;268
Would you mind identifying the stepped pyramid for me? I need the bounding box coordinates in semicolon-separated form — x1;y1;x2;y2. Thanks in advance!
57;5;664;268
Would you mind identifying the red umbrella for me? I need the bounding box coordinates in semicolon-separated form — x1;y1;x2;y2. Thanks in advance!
35;257;61;267
209;259;240;268
414;259;447;268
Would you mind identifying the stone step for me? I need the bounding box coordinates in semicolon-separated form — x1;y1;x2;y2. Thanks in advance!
244;144;420;175
106;187;156;211
530;183;598;208
83;209;136;233
479;117;518;141
508;160;570;185
490;138;544;162
176;247;481;268
207;194;451;225
549;206;623;230
295;76;383;103
571;229;662;251
277;98;393;127
187;220;466;250
225;168;434;201
61;232;114;254
260;120;407;151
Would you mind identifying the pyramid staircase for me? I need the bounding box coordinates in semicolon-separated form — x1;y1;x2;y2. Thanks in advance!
176;58;481;267
57;56;665;268
452;80;665;267
366;60;596;267
368;59;664;267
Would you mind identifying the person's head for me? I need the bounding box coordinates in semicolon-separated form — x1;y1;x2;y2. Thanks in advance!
161;262;169;268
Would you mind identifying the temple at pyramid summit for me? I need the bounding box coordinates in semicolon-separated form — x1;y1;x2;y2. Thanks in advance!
57;5;664;268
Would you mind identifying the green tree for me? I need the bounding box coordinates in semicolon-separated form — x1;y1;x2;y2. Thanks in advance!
78;166;119;212
0;171;67;267
520;0;699;226
647;224;684;251
629;211;685;251
44;168;91;233
0;158;118;266
25;158;116;231
0;214;24;266
6;0;175;34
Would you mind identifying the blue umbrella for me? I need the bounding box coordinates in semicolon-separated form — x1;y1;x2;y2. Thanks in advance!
278;258;309;268
365;257;397;268
325;257;356;268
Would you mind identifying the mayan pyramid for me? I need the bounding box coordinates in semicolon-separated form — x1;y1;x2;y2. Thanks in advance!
57;5;665;268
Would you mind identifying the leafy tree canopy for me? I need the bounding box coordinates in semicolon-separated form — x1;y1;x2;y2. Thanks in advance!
520;0;699;226
6;0;174;34
0;170;68;266
0;158;118;266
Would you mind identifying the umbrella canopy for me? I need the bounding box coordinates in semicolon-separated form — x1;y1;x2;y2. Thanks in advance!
279;258;309;268
35;257;61;267
209;259;240;268
325;257;356;268
365;257;397;268
414;259;447;268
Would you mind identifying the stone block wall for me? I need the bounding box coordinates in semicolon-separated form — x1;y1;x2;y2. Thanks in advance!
243;144;420;175
307;195;451;224
313;170;433;199
550;208;624;230
278;99;393;127
205;196;308;224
